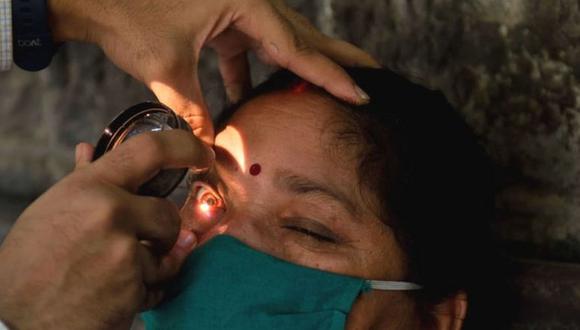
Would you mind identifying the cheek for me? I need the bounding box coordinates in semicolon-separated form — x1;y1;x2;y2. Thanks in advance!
357;223;409;281
345;291;419;330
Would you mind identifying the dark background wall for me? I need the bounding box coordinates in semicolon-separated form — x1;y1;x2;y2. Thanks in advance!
0;0;579;328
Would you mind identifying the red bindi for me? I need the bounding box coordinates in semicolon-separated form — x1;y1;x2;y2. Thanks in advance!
249;163;262;176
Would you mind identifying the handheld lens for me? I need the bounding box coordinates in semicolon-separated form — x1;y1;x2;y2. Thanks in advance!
93;102;192;202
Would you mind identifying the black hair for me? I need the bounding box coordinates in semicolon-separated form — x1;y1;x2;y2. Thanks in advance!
217;68;514;329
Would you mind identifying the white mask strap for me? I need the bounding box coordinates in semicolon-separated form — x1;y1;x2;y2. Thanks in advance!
366;280;422;291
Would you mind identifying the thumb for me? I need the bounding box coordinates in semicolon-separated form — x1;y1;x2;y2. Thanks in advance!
148;69;214;145
74;143;94;171
154;229;198;284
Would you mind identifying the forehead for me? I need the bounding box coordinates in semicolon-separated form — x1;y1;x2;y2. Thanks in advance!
220;91;356;168
215;92;364;201
228;91;343;134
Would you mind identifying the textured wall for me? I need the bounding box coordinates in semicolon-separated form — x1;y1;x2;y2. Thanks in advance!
1;0;579;328
332;0;580;264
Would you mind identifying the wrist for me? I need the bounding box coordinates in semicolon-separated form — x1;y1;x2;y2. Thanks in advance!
47;0;92;42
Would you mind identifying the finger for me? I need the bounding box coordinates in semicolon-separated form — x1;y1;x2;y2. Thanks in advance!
154;230;197;284
141;288;166;311
91;130;214;192
127;196;182;254
316;38;380;68
235;1;370;104
148;66;214;144
139;230;196;288
138;242;162;285
296;30;380;68
74;143;94;170
278;7;380;68
218;51;252;104
208;28;253;103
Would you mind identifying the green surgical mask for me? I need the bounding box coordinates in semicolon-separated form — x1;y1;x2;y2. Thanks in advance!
142;235;421;330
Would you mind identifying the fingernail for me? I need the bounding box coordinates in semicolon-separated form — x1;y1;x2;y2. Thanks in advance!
75;143;87;164
457;299;468;320
269;42;280;55
354;84;371;103
75;144;82;164
190;144;215;174
176;230;196;249
206;145;216;163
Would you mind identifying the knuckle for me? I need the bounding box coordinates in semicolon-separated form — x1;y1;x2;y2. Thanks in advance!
93;193;126;228
56;179;124;235
108;239;139;271
292;34;314;56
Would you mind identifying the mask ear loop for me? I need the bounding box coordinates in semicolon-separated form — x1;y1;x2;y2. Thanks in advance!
367;280;422;291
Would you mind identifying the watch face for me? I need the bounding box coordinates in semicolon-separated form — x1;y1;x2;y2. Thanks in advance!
94;102;191;199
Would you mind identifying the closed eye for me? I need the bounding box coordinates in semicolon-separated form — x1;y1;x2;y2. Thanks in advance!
283;225;337;243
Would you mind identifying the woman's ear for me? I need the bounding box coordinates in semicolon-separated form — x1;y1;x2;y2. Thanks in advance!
430;291;468;330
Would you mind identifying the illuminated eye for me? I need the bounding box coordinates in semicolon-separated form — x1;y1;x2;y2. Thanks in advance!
193;182;225;221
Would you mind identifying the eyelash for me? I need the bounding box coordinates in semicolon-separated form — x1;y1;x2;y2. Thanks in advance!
283;224;337;244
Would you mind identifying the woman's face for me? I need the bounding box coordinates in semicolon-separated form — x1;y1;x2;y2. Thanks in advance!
181;90;419;328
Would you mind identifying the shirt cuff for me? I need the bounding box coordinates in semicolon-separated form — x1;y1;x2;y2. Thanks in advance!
0;319;10;330
0;0;12;71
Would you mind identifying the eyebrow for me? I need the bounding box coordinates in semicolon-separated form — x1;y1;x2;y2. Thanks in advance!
273;169;360;217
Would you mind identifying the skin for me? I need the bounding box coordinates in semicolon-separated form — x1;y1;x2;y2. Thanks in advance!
180;91;422;329
0;131;213;329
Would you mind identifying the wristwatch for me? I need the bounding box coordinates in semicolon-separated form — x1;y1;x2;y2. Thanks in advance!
11;0;57;71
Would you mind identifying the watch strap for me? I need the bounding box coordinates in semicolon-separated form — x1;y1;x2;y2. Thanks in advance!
12;0;56;71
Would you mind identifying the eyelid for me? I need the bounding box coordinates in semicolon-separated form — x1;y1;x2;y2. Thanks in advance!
284;225;336;243
281;217;341;244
